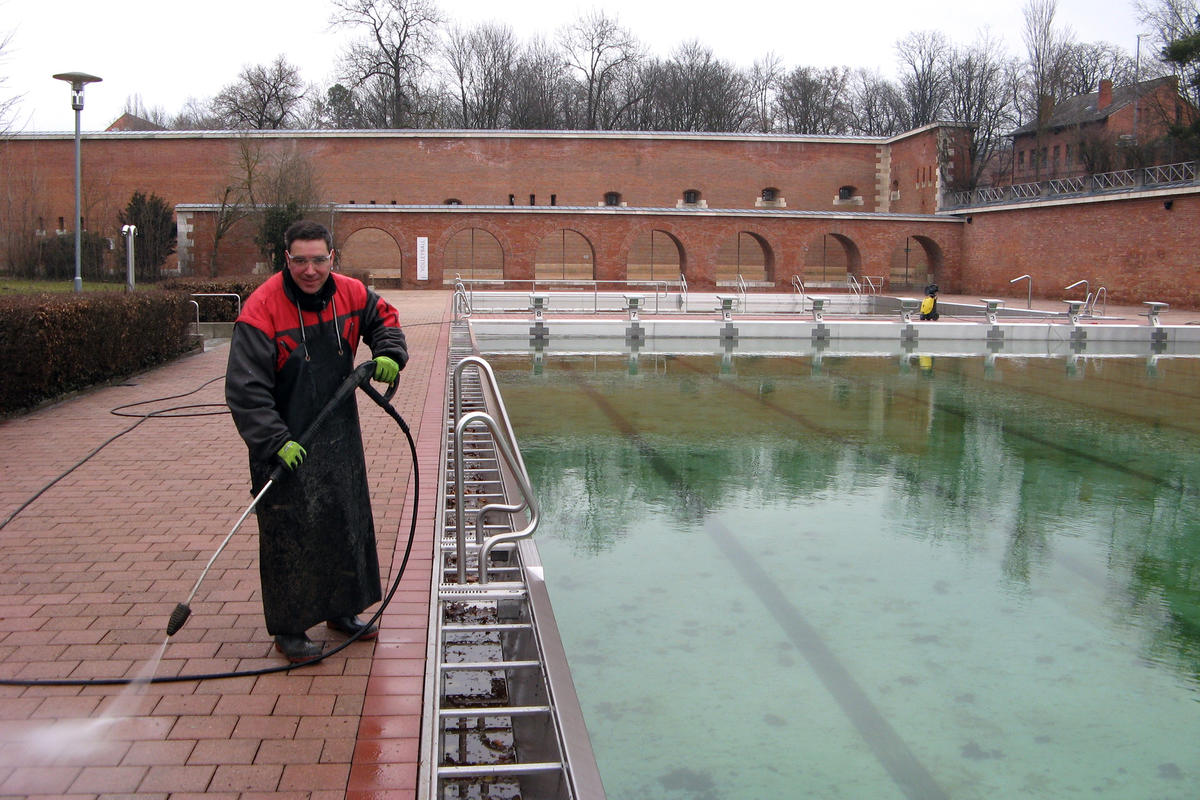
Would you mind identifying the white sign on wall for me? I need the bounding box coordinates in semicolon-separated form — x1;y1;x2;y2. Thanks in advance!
416;237;429;281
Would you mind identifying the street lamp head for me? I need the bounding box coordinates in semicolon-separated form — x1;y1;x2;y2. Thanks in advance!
53;72;103;111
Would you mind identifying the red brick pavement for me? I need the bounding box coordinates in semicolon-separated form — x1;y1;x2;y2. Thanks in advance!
0;291;452;799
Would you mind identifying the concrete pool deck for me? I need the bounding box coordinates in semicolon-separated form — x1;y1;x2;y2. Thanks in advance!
0;287;1197;799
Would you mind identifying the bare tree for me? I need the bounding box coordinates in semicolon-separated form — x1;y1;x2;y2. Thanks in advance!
209;136;264;276
846;69;906;136
122;95;170;127
647;41;754;132
559;9;643;129
211;55;308;130
444;22;519;128
1061;41;1137;96
896;30;952;128
170;96;224;130
1137;0;1200;107
946;33;1020;186
0;25;20;132
508;37;569;129
332;0;442;128
776;65;852;135
1022;0;1075;119
748;53;784;133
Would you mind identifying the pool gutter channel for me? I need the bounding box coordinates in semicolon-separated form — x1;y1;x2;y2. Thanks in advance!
420;320;605;800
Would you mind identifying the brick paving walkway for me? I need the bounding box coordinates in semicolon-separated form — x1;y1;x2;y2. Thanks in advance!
0;291;452;799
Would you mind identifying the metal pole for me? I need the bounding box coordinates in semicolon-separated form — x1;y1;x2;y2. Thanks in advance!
72;107;82;293
123;225;137;292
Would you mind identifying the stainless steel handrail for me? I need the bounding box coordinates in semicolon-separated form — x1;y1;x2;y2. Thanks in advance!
735;274;748;311
190;292;242;319
846;274;864;312
455;411;539;584
790;275;807;311
453;281;472;320
1089;285;1107;317
456;277;682;314
1009;274;1032;309
451;355;538;584
1065;279;1090;315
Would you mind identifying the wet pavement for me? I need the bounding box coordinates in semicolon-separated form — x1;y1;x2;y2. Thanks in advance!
0;290;452;799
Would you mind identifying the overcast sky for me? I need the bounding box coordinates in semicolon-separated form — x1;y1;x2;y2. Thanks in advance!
2;0;1150;132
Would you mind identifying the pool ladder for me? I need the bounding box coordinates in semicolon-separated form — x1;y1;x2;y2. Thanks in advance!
424;321;604;799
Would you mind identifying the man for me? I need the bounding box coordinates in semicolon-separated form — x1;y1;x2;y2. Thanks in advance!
225;220;408;662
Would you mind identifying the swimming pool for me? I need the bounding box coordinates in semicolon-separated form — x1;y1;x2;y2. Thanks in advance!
488;353;1200;799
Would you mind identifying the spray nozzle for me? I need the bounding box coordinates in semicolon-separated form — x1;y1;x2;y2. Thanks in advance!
166;603;191;636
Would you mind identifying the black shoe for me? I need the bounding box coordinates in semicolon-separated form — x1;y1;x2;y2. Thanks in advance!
273;634;324;663
326;615;379;640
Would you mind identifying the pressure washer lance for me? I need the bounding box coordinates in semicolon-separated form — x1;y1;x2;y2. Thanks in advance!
166;360;394;637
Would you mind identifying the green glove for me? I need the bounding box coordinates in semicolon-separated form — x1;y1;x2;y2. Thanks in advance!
374;356;400;384
276;440;306;471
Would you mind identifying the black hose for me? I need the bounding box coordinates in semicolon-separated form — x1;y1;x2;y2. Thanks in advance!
0;370;421;686
0;377;227;533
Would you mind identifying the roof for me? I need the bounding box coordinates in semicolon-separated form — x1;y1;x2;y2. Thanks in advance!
106;112;166;132
1011;76;1178;137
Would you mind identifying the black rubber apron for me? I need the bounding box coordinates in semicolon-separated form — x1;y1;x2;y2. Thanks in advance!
250;307;382;636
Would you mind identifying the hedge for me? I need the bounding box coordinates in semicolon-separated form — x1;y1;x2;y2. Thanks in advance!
160;276;267;322
0;291;197;414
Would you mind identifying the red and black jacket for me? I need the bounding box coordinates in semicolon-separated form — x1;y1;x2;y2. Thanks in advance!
225;271;408;464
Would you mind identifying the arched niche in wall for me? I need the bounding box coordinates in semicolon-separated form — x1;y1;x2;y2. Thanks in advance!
626;229;684;282
443;227;504;281
801;233;862;284
889;235;944;289
339;227;403;282
715;231;773;284
534;229;595;280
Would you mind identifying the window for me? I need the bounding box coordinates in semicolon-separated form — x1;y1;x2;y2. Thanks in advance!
550;194;557;206
1052;145;1060;165
508;194;515;205
838;185;855;201
682;189;701;205
1018;150;1025;169
761;187;778;202
1065;144;1071;164
603;191;622;206
445;198;462;205
529;194;536;205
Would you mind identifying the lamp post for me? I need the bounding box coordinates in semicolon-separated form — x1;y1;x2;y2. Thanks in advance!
52;71;102;293
1134;34;1148;144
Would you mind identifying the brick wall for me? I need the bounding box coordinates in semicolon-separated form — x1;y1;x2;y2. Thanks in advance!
183;207;961;292
960;192;1200;307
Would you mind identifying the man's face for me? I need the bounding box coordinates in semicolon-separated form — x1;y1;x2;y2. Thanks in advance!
286;238;334;295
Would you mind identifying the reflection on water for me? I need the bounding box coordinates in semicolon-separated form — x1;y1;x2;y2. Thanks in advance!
492;354;1200;799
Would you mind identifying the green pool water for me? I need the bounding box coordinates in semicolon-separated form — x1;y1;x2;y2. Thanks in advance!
489;353;1200;800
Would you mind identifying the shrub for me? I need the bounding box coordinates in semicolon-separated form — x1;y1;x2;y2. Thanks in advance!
37;232;109;281
0;291;195;413
160;276;266;322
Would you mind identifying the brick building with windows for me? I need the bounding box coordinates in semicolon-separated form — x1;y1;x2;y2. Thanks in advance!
1;118;1197;306
1010;76;1197;181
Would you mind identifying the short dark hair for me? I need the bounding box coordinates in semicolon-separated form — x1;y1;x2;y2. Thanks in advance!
285;220;333;251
